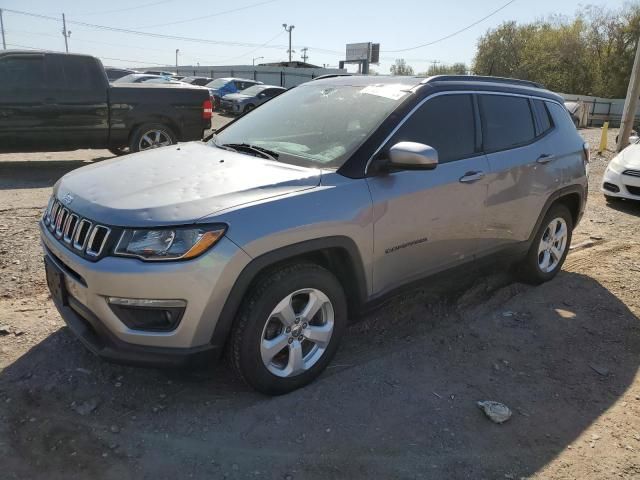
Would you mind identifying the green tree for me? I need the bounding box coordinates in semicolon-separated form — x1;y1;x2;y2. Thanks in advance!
423;62;469;76
390;59;415;76
472;4;640;97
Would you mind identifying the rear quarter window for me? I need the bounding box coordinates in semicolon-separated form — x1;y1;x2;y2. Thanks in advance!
479;94;535;152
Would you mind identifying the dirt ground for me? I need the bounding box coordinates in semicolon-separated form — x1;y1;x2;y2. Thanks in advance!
0;121;639;480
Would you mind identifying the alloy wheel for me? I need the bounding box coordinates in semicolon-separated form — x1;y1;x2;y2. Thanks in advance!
138;129;173;151
260;288;334;378
537;217;568;273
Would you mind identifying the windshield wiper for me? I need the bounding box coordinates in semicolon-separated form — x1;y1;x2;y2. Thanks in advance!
221;143;280;161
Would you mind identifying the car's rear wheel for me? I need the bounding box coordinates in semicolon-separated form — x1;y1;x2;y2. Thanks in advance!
243;104;255;113
228;263;347;395
518;204;573;284
129;123;177;153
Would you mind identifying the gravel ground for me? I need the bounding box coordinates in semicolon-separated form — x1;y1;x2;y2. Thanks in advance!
0;123;639;479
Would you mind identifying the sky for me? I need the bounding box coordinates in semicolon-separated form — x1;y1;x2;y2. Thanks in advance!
0;0;629;74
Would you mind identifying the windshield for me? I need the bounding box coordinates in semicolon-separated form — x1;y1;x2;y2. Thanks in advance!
239;85;265;96
211;83;409;168
205;78;229;89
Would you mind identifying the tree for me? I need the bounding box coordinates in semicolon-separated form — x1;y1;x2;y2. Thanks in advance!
472;4;640;98
422;62;469;76
390;59;414;76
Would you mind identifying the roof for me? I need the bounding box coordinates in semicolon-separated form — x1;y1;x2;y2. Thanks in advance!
309;74;562;102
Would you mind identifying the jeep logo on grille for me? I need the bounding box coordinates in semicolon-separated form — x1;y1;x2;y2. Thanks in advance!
61;193;74;205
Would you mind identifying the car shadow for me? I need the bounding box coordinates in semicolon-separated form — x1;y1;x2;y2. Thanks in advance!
0;158;112;190
0;267;638;479
606;197;640;217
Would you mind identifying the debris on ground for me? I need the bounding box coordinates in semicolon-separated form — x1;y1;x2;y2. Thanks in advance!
477;400;513;424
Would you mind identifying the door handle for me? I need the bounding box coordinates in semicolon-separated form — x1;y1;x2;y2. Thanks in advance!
459;171;485;183
536;153;555;164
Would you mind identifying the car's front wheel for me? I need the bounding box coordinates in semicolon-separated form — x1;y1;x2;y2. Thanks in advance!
228;263;347;395
519;204;573;284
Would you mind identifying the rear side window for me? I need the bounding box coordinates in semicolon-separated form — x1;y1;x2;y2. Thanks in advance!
479;95;535;151
46;55;105;90
532;99;553;135
389;94;476;163
0;56;45;90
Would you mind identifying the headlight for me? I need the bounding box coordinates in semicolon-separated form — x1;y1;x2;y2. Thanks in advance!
607;155;624;174
115;225;226;261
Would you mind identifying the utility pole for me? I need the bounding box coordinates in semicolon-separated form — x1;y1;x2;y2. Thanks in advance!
0;9;6;50
617;35;640;152
300;47;308;63
175;48;179;71
430;60;441;74
252;56;263;66
282;23;294;64
61;13;71;52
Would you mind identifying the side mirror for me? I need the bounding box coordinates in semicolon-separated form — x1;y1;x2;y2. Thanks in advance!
388;142;438;170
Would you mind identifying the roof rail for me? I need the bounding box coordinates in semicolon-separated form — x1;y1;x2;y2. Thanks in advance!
312;73;353;81
425;75;544;89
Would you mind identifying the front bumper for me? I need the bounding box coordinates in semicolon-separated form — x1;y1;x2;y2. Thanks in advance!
40;221;251;365
601;167;640;200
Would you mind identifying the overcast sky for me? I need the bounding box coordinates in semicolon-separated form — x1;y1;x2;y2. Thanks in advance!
0;0;629;73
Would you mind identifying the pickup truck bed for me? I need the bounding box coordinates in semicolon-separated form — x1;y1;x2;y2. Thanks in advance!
0;51;212;154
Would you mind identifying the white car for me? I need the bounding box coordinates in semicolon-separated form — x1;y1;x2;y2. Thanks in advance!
602;140;640;201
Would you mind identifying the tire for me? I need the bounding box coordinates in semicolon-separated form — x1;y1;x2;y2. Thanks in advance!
108;146;129;156
129;123;177;153
228;263;347;395
243;104;255;113
518;204;573;285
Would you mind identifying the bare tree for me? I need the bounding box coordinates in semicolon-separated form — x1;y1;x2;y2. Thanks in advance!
390;59;415;76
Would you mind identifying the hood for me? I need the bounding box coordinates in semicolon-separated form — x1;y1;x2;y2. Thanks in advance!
222;93;251;102
55;142;321;227
615;142;640;169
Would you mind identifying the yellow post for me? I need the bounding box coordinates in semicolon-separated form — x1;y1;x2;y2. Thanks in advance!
598;122;609;154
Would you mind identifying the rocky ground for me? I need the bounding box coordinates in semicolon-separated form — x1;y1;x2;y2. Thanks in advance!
0;123;639;479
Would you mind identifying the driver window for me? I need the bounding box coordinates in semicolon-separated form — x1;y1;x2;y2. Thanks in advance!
389;94;476;163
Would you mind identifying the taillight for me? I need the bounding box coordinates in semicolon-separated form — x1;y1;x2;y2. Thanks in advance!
202;99;213;120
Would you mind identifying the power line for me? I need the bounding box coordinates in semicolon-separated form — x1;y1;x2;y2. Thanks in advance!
1;7;341;57
5;42;167;65
137;0;280;29
72;0;175;17
383;0;517;53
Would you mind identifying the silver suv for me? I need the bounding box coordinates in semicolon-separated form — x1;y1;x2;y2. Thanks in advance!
41;75;588;394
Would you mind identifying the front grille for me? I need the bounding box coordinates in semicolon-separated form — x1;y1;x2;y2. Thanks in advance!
622;169;640;178
43;197;112;261
626;185;640;196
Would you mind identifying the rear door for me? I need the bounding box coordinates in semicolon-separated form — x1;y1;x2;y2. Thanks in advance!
479;94;558;251
0;53;50;152
366;93;490;294
44;54;109;149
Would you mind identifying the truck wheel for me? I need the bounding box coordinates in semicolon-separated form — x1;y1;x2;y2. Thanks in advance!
130;124;177;153
228;263;347;395
244;104;255;113
518;204;573;285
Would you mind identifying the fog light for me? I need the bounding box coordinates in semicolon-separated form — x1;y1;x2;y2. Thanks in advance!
603;182;620;193
107;297;186;331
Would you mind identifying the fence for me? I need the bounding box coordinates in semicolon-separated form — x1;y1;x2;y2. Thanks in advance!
147;65;346;89
560;93;629;127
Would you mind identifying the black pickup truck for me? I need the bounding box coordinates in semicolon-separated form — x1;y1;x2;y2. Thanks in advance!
0;51;212;155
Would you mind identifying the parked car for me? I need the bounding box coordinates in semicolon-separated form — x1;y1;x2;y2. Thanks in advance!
142;77;190;86
219;85;286;114
205;77;262;108
602;137;640;201
182;76;213;86
144;70;175;76
114;73;166;84
105;67;137;81
41;75;587;395
0;51;212;155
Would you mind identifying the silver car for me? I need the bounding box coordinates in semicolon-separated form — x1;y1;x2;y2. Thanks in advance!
41;75;588;394
219;85;286;115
